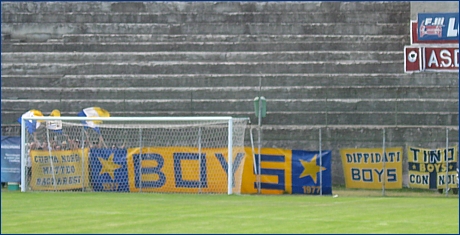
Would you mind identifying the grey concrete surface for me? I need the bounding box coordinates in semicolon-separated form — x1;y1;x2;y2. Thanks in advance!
1;22;410;42
1;2;409;14
1;51;404;63
2;73;458;89
410;1;459;20
1;61;406;75
59;34;407;43
1;12;409;24
1;41;406;52
3;85;456;99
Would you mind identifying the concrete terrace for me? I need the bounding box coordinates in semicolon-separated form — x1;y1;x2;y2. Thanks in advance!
1;1;458;184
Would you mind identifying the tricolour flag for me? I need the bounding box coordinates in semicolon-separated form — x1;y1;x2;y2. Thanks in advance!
17;109;44;134
77;107;110;134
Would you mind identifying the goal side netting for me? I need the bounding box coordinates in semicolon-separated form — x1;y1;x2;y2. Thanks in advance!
20;116;249;194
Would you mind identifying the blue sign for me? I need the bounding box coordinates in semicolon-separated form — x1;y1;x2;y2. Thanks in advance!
417;13;459;41
1;136;21;183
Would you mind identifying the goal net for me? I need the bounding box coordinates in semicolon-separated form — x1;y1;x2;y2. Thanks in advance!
19;116;249;194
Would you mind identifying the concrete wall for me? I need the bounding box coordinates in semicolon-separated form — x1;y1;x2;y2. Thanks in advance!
410;1;459;20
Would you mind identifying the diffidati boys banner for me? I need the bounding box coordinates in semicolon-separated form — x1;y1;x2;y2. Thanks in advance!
340;147;403;189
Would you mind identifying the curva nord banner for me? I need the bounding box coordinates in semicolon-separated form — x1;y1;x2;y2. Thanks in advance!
29;149;90;190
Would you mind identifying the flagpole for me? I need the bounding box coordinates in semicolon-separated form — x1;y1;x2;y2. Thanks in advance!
445;128;449;196
46;128;57;191
319;128;322;196
382;128;386;197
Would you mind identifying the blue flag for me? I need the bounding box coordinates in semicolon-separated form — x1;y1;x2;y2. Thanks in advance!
89;148;129;192
291;150;332;195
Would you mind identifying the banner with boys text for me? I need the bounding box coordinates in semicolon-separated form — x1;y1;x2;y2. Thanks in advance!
407;146;458;189
340;147;403;189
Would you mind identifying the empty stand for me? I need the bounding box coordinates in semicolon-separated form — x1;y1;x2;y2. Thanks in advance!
2;1;458;184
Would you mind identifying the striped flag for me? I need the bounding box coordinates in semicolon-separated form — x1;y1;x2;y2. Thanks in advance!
17;109;44;134
77;107;110;134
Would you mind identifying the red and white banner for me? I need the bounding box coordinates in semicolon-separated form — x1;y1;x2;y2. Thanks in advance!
404;46;459;73
424;47;459;71
405;15;458;73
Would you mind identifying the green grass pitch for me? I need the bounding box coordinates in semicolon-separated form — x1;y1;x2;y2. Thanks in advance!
1;190;458;234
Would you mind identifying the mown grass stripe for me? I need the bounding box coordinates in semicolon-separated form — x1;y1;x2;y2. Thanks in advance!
1;190;458;234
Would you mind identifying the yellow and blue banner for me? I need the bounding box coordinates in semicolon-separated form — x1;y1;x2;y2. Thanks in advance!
240;148;332;195
408;146;458;189
340;147;403;189
89;146;246;193
29;148;89;190
86;146;331;194
126;147;245;193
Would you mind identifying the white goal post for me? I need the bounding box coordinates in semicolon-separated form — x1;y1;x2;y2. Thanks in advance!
20;116;250;195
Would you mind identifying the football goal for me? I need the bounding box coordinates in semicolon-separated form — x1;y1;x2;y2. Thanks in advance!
19;116;250;194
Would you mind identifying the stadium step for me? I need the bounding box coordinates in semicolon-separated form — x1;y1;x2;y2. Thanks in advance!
2;73;458;88
2;86;457;100
2;96;457;113
2;106;457;127
1;12;409;24
256;125;458;152
1;22;409;42
1;41;406;52
1;61;405;75
1;2;410;14
58;34;408;43
1;51;404;63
